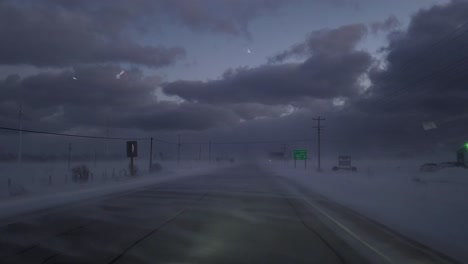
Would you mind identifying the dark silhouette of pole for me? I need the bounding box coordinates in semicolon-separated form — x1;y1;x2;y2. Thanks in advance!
282;143;288;167
313;117;325;172
149;137;153;171
198;144;202;161
17;103;23;164
208;140;211;162
68;143;72;171
105;116;110;157
177;134;181;164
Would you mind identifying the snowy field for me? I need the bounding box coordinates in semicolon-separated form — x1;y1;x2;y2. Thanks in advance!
0;159;227;220
0;159;230;220
0;159;220;199
264;159;468;262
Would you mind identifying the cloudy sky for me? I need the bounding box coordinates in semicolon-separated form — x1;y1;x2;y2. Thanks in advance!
2;0;468;159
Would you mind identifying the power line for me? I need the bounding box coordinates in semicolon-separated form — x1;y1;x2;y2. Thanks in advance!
393;20;468;70
153;138;178;145
362;55;468;135
371;19;468;94
0;125;319;146
0;126;150;141
213;139;314;145
372;56;468;106
359;18;468;109
177;134;181;164
181;139;314;145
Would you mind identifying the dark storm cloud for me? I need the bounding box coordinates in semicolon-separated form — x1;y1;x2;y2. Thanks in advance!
0;1;185;67
0;0;298;67
4;0;466;156
340;0;468;152
355;0;468;118
163;24;372;106
227;103;292;120
10;66;155;109
268;24;368;63
0;66;243;132
123;103;240;131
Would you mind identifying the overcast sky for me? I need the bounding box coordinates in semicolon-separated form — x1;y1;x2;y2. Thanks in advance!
2;0;468;160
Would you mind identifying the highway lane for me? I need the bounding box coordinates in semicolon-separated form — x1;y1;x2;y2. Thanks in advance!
0;164;456;263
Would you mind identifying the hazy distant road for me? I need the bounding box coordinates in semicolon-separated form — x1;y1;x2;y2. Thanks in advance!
0;164;457;264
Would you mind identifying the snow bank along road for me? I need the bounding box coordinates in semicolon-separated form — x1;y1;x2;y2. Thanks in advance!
0;164;458;263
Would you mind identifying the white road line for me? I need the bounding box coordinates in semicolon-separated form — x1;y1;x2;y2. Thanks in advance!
301;196;394;264
316;194;449;262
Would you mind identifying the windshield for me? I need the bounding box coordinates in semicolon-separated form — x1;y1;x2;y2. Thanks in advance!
0;0;466;263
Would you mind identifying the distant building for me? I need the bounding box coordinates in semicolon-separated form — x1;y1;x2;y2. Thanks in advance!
268;151;285;160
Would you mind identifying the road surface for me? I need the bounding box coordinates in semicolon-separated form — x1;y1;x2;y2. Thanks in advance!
0;164;458;263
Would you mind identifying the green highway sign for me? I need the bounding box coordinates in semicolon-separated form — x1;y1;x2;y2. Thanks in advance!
293;149;307;160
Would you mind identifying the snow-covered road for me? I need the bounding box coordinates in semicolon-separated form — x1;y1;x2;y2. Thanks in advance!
0;163;454;263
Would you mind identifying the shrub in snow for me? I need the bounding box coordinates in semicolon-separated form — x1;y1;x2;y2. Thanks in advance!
150;163;162;173
9;184;27;196
117;168;127;179
71;165;92;183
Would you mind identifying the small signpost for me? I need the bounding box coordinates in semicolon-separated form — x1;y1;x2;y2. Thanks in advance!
293;149;307;169
127;141;138;176
338;156;351;167
332;155;357;172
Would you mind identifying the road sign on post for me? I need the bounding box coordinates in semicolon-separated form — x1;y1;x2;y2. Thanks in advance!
338;156;351;167
127;141;138;157
293;149;307;169
126;141;138;176
293;149;307;160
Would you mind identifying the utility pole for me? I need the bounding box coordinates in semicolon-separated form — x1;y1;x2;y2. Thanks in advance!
94;148;97;168
208;140;212;163
198;144;202;161
68;143;72;171
282;143;287;166
104;116;110;158
313;117;325;172
177;134;181;165
17;103;23;164
149;137;153;172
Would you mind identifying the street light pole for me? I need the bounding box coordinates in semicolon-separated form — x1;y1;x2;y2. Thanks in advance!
17;103;23;164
